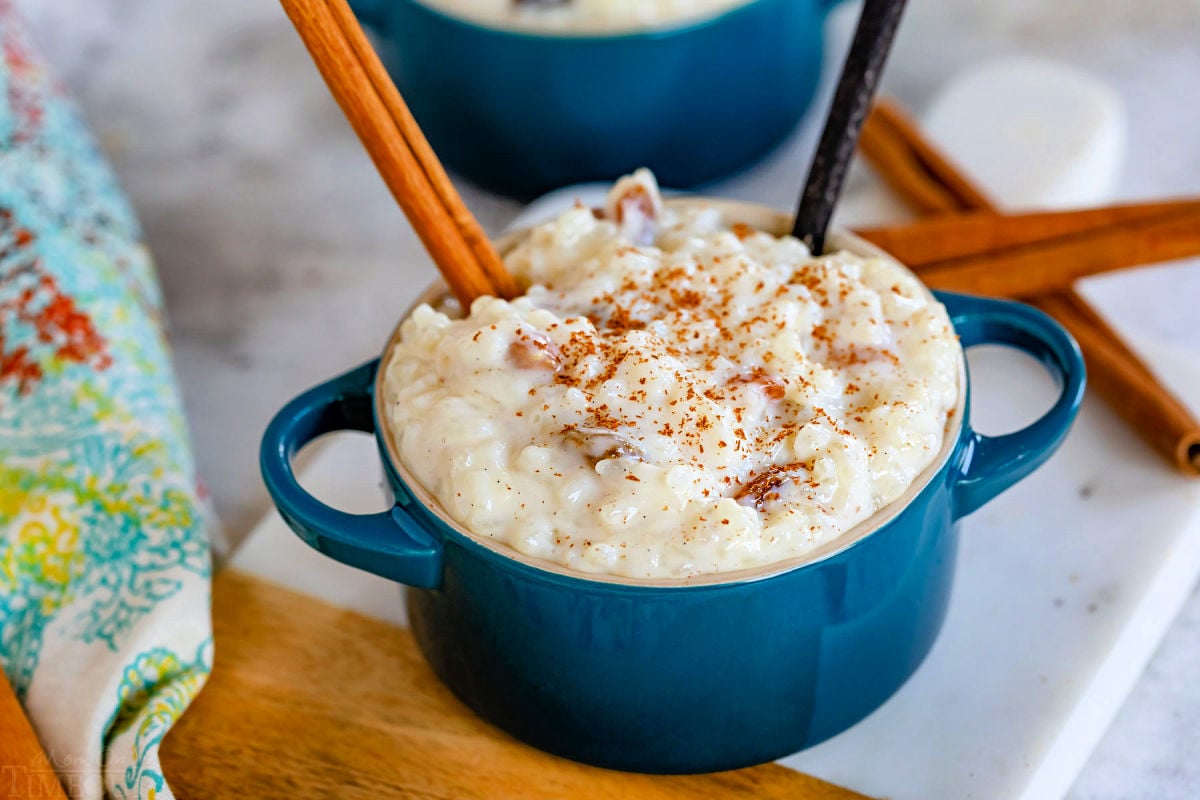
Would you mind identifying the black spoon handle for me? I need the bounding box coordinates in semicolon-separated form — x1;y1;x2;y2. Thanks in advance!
793;0;908;255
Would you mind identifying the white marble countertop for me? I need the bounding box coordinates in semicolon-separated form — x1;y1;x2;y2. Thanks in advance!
20;0;1200;797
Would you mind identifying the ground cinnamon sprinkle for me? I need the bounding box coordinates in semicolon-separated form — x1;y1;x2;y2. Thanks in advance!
519;229;936;488
735;460;818;509
384;170;961;578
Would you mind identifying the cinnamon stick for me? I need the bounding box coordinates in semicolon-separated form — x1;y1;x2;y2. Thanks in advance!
858;200;1200;268
860;99;998;214
280;0;518;307
858;100;1200;298
912;208;1200;297
857;100;1200;476
858;115;964;215
1034;291;1200;474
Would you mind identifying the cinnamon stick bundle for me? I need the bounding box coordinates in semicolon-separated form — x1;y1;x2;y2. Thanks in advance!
914;209;1200;297
281;0;518;307
859;99;997;214
858;201;1200;269
1034;291;1200;472
856;99;1200;475
859;102;1200;298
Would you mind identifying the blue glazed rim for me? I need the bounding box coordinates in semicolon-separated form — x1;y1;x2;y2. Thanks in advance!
262;200;1086;593
351;0;843;42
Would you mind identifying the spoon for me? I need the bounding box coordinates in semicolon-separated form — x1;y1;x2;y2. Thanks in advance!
792;0;909;255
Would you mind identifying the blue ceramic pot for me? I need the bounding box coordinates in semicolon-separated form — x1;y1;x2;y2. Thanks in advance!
261;223;1085;773
346;0;840;196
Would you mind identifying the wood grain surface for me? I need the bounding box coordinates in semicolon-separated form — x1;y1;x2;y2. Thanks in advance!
161;571;869;800
0;672;68;800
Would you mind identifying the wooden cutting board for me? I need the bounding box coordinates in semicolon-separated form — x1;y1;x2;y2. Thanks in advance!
161;571;867;799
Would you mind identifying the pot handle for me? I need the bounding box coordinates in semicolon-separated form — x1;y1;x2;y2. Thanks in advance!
937;292;1087;519
260;360;443;588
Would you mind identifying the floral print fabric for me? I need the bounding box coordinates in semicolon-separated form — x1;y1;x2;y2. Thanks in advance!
0;5;212;799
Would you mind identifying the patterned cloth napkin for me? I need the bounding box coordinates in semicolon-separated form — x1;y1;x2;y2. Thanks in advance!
0;7;212;800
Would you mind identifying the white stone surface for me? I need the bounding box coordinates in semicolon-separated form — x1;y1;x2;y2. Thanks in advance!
18;0;1200;797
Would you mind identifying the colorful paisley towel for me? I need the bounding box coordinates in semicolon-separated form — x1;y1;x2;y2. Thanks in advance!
0;7;212;800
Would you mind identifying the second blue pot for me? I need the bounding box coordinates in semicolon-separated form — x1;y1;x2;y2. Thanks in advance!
347;0;839;196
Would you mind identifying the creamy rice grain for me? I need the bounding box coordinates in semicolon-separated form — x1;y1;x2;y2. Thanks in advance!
382;171;960;579
416;0;753;33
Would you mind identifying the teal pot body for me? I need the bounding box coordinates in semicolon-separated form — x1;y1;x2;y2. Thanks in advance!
262;292;1085;773
347;0;838;196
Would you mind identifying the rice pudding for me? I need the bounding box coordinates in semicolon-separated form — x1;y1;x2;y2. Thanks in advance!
381;171;961;579
415;0;754;33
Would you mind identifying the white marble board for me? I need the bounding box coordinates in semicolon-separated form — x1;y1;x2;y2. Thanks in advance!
232;341;1200;800
231;215;1200;800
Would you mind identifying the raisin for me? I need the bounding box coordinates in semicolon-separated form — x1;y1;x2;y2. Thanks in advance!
508;331;561;372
